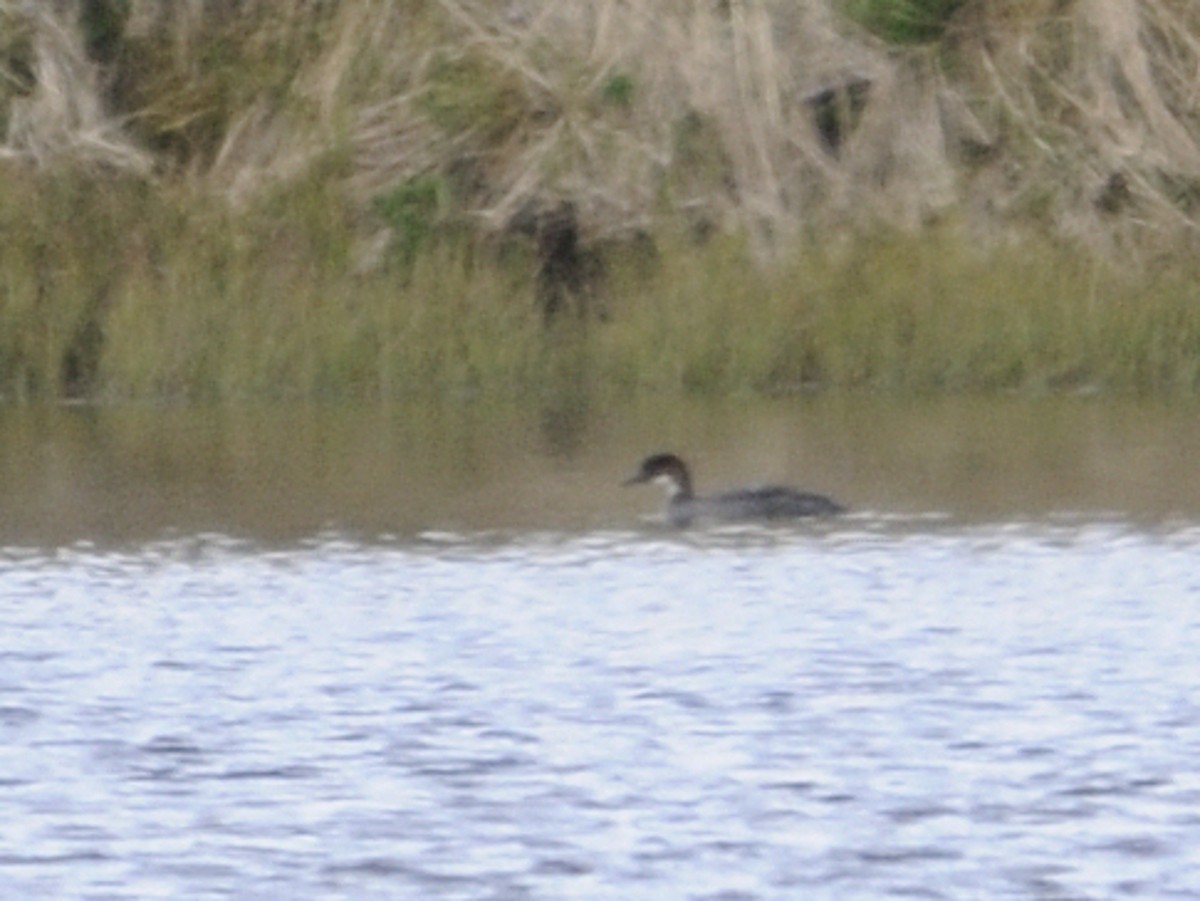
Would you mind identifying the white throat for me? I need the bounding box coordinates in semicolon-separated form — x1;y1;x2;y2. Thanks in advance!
652;472;685;499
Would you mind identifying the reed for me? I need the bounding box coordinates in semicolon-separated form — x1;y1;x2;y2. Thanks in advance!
2;1;1200;401
95;187;544;401
599;226;1200;396
3;163;1199;400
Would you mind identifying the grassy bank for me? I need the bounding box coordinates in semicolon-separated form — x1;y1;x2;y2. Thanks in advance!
1;1;1200;401
3;167;1197;401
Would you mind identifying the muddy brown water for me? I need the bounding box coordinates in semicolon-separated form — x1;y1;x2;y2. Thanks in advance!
1;396;1198;543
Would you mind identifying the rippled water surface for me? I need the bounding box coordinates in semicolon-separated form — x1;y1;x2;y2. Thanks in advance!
2;400;1200;898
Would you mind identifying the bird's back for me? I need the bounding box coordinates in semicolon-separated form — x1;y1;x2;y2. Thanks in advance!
698;485;845;521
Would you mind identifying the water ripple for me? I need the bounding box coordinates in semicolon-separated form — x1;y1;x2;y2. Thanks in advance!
2;522;1199;897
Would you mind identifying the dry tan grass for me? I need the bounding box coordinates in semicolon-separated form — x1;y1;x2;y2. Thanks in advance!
3;0;1200;255
0;1;151;172
956;0;1200;253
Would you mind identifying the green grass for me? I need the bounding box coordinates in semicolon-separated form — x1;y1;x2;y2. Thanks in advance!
597;227;1200;397
838;0;967;45
3;170;1200;403
95;211;543;401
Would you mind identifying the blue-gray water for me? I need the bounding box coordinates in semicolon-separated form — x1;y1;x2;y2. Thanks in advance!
2;400;1200;898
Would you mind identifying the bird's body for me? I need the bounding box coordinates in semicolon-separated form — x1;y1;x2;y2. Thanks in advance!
624;453;844;526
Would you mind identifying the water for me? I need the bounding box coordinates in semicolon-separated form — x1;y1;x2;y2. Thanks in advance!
2;399;1200;898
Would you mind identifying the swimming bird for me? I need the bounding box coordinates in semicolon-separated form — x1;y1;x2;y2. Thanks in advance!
623;452;844;526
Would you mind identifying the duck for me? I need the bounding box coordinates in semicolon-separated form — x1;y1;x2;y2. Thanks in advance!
624;452;844;526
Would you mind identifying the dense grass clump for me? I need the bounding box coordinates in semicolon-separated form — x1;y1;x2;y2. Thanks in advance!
2;164;1198;401
597;229;1200;397
838;0;966;45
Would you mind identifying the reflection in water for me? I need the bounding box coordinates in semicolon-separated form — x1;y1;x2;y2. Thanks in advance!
536;375;592;459
1;525;1198;898
534;335;595;459
1;396;1199;545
